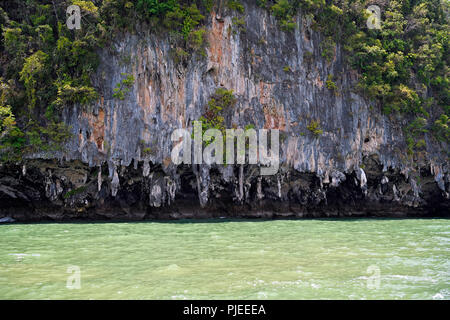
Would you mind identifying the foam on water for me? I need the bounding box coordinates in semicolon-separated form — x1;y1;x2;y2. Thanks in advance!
0;218;448;299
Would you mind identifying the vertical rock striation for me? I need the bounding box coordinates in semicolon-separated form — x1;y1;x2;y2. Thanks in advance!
0;2;448;221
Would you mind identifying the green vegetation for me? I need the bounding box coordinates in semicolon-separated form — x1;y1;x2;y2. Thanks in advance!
405;116;428;155
244;124;255;131
259;0;449;151
227;1;245;14
320;36;336;63
113;73;135;100
307;120;323;137
142;147;152;155
0;79;17;142
0;0;214;161
231;17;246;34
0;1;448;163
0;1;99;160
64;186;88;199
199;88;237;145
134;0;209;52
326;74;339;95
432;114;449;142
269;0;296;31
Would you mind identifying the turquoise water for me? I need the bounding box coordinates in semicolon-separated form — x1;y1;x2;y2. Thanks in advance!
0;218;448;299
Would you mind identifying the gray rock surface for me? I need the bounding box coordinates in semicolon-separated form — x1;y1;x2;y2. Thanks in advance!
0;2;448;221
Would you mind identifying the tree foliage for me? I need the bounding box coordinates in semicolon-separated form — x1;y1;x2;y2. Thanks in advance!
260;0;449;152
0;0;448;162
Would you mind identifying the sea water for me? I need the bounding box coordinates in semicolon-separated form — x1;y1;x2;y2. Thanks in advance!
0;218;448;299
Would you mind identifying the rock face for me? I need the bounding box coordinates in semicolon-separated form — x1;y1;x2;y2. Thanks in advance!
0;2;448;221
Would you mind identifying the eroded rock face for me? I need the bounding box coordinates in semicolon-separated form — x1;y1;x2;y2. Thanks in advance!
0;158;448;221
0;2;448;221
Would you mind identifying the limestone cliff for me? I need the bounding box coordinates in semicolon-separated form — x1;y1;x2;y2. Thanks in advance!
0;2;448;221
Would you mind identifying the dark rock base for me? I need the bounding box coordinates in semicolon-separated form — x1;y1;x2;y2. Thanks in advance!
0;159;448;222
